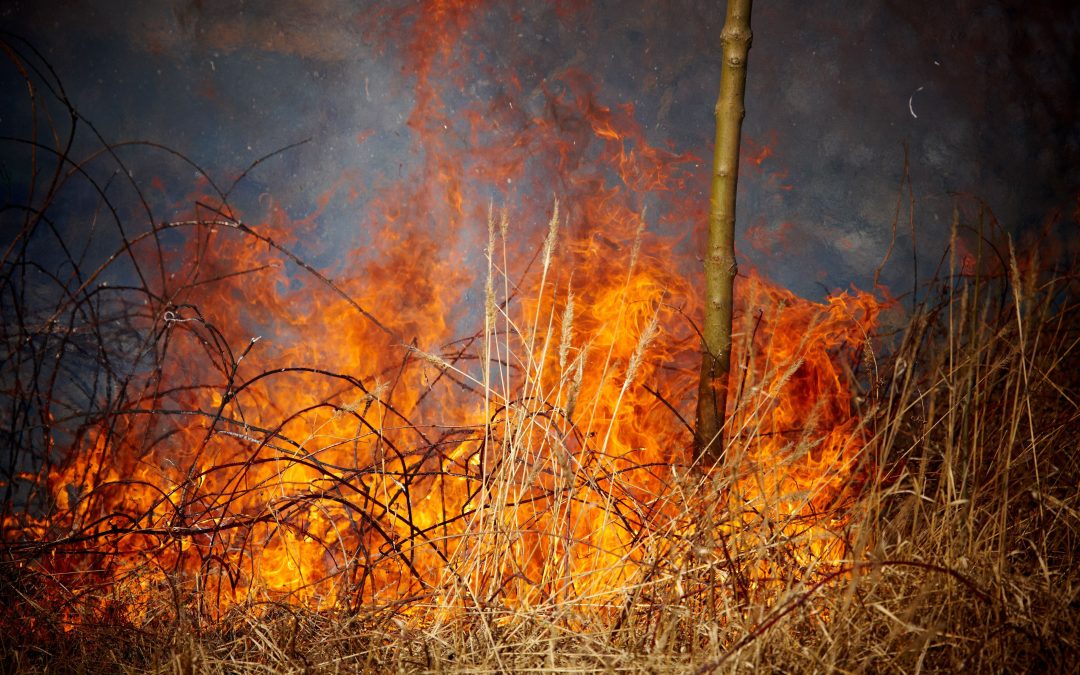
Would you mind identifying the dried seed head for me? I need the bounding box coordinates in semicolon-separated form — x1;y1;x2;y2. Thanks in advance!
485;275;497;334
625;312;660;388
770;357;805;398
565;348;587;421
559;286;575;372
485;205;497;333
408;345;452;372
499;206;509;240
541;199;560;273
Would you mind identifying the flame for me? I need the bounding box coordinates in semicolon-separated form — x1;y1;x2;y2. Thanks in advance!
5;1;889;628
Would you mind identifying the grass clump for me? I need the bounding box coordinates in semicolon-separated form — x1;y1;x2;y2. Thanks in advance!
3;197;1078;674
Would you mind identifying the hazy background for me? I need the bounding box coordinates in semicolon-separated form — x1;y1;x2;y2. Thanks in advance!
1;0;1077;299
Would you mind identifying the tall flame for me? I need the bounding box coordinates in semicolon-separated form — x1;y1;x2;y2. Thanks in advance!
5;0;887;627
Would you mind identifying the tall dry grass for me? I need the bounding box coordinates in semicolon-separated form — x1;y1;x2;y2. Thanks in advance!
3;200;1078;674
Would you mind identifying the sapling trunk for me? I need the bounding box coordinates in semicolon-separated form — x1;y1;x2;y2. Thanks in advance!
695;0;752;464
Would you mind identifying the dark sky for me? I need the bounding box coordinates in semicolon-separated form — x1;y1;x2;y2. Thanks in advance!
2;0;1077;299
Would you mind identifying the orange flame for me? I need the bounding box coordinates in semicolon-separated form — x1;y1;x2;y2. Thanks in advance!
5;2;889;627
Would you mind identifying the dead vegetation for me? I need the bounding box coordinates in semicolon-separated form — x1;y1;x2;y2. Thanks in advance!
2;37;1079;674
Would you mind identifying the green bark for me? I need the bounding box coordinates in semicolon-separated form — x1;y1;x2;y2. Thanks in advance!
695;0;753;464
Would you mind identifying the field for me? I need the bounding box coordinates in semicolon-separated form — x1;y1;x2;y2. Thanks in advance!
2;33;1079;675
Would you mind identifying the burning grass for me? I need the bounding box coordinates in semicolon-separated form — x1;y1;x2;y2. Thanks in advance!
2;25;1079;673
2;191;1079;672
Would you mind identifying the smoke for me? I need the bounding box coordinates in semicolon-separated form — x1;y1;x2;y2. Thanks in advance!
1;0;1076;297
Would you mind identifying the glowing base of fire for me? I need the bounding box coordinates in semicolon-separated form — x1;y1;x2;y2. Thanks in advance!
8;209;884;629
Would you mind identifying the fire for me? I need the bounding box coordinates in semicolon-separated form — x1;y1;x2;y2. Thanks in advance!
3;1;888;629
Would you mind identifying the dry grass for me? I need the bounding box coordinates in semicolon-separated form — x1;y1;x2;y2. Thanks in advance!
2;36;1078;674
3;204;1078;675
